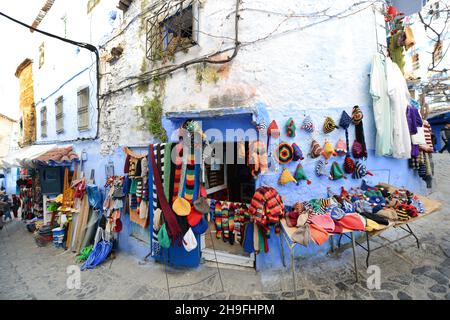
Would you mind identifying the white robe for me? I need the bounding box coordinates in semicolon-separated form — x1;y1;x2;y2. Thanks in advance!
385;58;412;159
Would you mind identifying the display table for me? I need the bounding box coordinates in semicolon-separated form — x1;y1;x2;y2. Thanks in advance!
279;184;442;300
338;183;443;268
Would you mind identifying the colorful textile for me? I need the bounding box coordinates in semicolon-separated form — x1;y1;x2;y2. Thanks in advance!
149;144;182;243
285;118;296;137
323;117;338;134
309;140;323;158
172;143;183;202
184;145;196;202
248;186;285;234
276;142;294;164
294;163;311;185
301;115;314;133
352;106;368;159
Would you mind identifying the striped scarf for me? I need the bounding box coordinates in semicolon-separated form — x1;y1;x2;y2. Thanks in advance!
149;144;182;243
172;143;183;203
184;143;196;202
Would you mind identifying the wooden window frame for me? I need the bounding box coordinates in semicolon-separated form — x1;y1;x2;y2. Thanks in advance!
77;87;90;131
40;106;47;137
55;96;64;134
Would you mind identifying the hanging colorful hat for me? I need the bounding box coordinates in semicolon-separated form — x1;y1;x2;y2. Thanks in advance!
323;117;338;134
352;161;374;179
285;118;296;137
352;106;364;125
339;110;353;130
192;217;208;234
276;142;294;164
292;143;304;161
309;214;335;233
182;228;198;252
291;225;310;246
335;139;347;156
294;163;311;185
255;119;267;132
193;197;210;214
343;155;356;174
327;204;346;220
351;140;365;159
321;140;337;160
315;159;328;177
301;115;314;133
309;223;329;245
309;140;323;159
329;161;346;180
279;168;297;185
267;120;280;138
187;207;203;227
172;197;191;216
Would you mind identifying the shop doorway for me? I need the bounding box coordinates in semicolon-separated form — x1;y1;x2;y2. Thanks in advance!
201;142;256;268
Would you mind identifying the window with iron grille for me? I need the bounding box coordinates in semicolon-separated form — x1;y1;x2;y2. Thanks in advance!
40;107;47;137
77;87;90;131
87;0;100;14
146;1;198;62
39;42;45;69
55;96;64;134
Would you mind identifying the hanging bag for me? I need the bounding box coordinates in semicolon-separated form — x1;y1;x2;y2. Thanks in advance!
411;127;426;145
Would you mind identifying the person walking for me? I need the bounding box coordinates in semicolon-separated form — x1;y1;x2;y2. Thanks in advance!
439;123;450;153
0;190;12;223
12;195;21;219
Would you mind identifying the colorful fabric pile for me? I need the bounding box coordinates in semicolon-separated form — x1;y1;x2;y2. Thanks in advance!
284;180;426;246
209;200;251;246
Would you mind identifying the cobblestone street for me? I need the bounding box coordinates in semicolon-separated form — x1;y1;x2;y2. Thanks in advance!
1;154;449;300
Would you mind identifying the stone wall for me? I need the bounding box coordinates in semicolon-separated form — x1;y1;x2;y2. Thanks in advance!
15;59;36;147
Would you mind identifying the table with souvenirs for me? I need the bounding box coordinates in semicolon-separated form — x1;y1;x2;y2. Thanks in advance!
279;181;442;300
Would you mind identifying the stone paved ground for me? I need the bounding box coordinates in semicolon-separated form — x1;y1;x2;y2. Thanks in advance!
1;154;449;300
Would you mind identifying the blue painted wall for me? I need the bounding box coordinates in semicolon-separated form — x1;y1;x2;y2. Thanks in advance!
162;102;427;271
31;101;426;271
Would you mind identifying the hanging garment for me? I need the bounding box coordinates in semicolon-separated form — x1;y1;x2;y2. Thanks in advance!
406;105;423;158
163;144;172;199
386;57;412;159
248;141;268;177
248;186;284;235
172;143;183;202
184;143;196;202
420;120;434;153
370;53;393;156
389;33;405;74
150;144;182;243
151;143;167;214
72;190;90;253
404;26;415;51
352;106;368;159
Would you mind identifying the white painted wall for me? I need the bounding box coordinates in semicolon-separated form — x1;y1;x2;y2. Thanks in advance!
33;0;123;144
100;0;386;152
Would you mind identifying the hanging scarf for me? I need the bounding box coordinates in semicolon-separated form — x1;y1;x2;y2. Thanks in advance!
163;143;172;200
172;143;183;203
352;106;368;158
149;144;182;243
184;142;196;202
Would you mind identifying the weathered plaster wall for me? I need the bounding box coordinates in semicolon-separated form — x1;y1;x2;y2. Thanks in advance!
99;0;152;154
95;0;429;269
32;0;123;144
15;60;36;147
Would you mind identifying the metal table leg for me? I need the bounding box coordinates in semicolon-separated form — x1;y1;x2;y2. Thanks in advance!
366;232;371;267
351;232;359;283
406;224;420;249
338;234;343;248
280;233;286;268
290;246;297;300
